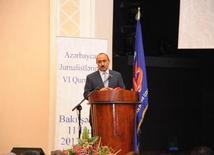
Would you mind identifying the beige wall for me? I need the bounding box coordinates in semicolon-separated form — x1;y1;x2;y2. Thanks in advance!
95;0;113;57
0;0;50;154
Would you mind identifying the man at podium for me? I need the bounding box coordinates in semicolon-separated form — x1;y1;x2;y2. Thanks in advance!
83;52;125;134
83;52;125;99
82;53;138;154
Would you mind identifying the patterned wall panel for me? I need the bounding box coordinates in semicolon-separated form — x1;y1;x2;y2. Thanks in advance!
58;0;80;36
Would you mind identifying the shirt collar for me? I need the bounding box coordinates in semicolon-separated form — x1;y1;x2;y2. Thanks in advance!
99;69;109;75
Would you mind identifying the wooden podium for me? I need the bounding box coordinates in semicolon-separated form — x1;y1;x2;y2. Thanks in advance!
89;89;139;155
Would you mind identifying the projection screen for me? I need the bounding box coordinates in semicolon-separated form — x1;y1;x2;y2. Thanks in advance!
178;0;214;49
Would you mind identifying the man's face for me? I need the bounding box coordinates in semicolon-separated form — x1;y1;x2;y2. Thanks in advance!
96;54;110;71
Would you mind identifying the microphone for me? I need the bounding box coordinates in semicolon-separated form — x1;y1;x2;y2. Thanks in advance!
72;73;113;111
87;73;113;97
103;73;112;87
108;74;113;79
96;73;112;90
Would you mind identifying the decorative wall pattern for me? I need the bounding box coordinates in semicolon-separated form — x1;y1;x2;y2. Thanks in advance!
58;0;80;36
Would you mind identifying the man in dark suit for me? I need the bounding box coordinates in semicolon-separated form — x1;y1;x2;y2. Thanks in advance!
83;52;125;99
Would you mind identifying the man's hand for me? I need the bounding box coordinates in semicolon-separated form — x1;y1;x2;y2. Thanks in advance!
99;87;113;91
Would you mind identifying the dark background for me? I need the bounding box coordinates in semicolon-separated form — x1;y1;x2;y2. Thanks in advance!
112;0;214;154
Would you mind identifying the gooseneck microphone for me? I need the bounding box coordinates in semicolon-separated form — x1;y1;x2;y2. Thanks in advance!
88;73;113;96
108;73;113;79
72;74;112;111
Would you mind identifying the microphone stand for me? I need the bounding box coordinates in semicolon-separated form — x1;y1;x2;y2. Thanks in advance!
72;74;112;138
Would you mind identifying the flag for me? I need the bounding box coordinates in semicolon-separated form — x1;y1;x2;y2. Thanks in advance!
133;8;149;152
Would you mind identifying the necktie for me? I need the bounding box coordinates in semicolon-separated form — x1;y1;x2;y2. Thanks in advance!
103;72;108;87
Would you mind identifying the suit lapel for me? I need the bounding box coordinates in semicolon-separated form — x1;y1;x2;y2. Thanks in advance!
95;71;104;87
108;70;113;87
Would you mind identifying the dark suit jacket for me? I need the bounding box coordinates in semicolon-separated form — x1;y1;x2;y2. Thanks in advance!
83;70;125;99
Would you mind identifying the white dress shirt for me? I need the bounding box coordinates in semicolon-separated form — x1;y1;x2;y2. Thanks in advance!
99;70;109;87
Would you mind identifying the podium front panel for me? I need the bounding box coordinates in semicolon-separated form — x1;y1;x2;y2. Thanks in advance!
89;89;139;155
